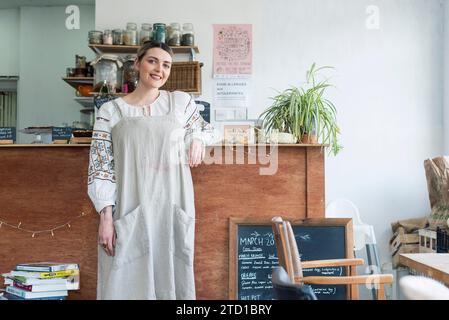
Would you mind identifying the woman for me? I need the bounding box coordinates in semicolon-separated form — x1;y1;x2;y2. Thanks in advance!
87;41;217;299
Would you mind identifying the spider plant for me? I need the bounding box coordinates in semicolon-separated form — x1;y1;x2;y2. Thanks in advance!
259;63;342;155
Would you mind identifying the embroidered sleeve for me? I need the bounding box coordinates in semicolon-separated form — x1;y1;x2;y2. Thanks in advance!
183;97;219;146
87;105;117;214
88;130;115;184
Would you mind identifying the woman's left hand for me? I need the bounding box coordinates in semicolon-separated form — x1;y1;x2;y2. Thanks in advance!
188;139;205;167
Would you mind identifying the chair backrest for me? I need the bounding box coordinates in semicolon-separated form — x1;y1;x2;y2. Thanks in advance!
325;198;363;225
272;266;317;300
271;216;303;283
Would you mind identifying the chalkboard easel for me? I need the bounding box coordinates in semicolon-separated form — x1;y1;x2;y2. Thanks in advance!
229;217;354;300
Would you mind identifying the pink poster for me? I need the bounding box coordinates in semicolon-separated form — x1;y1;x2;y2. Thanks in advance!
213;24;252;76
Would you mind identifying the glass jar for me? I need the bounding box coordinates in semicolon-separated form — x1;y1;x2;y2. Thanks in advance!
124;22;138;45
112;29;123;45
103;29;113;45
122;55;139;93
75;55;86;68
90;54;123;94
88;30;103;44
181;23;194;46
152;23;166;43
140;23;152;45
167;23;181;46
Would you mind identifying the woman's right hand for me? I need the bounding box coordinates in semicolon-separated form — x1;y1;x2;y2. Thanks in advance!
98;206;116;256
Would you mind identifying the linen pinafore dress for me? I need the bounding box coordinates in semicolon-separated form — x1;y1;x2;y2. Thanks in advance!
97;92;196;300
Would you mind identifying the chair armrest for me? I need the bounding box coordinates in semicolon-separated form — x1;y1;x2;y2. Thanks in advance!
301;258;364;269
302;274;394;285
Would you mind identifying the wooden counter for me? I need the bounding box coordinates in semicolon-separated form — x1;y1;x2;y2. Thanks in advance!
0;144;325;299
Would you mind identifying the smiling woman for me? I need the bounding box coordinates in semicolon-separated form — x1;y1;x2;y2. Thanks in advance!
87;41;219;300
135;41;174;87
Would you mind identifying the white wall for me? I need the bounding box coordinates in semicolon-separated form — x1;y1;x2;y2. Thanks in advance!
96;0;444;268
444;0;449;154
0;8;19;75
17;5;95;143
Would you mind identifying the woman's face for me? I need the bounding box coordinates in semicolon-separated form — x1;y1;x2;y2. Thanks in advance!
135;47;172;89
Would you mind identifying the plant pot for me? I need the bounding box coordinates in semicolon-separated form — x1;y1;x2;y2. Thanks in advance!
301;133;317;144
268;130;297;144
277;132;297;144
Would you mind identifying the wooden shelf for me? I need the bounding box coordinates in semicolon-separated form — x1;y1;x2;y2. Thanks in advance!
62;77;93;89
73;97;94;108
89;92;126;97
88;44;199;55
80;108;94;114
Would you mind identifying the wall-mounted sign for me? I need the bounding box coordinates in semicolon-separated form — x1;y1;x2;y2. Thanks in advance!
213;24;252;77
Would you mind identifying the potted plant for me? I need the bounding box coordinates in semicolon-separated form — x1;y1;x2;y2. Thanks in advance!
259;63;342;155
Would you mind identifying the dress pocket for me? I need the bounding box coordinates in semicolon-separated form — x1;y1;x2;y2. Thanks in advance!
173;204;195;266
112;205;150;269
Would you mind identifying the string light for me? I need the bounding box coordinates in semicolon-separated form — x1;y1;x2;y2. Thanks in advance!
0;211;89;238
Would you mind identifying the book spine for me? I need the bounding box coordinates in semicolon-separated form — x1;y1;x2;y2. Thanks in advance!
39;269;79;278
13;281;32;292
6;286;26;298
15;264;79;272
15;266;51;272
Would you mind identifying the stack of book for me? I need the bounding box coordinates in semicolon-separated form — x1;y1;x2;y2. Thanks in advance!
1;262;80;300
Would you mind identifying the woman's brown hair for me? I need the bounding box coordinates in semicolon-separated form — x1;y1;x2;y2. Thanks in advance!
136;41;174;62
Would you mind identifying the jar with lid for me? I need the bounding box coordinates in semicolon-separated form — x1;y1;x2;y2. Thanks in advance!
112;29;123;45
90;54;123;94
103;29;113;45
140;23;152;45
76;55;86;68
88;30;103;44
123;22;138;45
181;23;194;46
122;55;139;93
152;23;166;43
167;23;181;46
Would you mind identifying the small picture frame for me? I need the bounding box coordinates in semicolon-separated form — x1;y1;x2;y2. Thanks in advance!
223;120;255;145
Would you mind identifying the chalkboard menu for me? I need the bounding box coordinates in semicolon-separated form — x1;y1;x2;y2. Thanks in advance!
0;127;16;141
229;218;353;300
195;100;210;123
52;127;72;141
94;94;116;110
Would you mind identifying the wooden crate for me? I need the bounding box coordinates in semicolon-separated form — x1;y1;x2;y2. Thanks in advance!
389;227;419;254
161;61;202;94
418;228;437;253
392;244;420;268
70;137;92;144
390;227;419;267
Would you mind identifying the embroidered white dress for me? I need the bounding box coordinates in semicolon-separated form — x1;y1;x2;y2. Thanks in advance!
87;90;217;300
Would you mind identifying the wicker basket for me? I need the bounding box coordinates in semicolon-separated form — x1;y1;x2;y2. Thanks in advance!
162;61;202;94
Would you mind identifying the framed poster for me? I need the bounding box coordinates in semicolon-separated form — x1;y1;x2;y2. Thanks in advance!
223;121;255;145
213;24;252;77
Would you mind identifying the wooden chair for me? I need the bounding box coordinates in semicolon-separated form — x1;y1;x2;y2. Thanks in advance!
271;216;394;300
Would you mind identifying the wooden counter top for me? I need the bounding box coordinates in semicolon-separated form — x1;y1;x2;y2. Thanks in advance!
0;144;90;147
0;143;325;148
